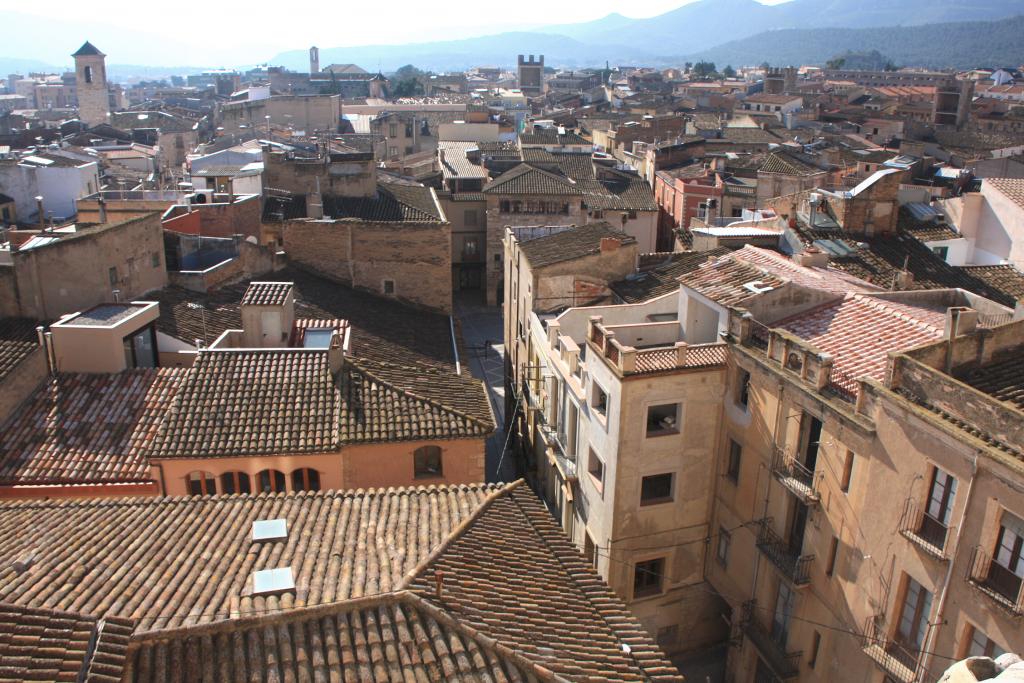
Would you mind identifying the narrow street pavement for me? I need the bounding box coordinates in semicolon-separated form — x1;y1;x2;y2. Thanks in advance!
454;297;517;483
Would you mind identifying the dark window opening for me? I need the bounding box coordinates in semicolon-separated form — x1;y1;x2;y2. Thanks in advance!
414;445;443;478
640;473;674;506
633;557;665;598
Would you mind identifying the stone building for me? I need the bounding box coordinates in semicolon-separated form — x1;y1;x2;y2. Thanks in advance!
0;211;167;320
72;41;109;127
517;54;544;97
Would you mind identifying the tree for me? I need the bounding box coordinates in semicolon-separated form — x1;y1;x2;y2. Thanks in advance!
693;61;717;79
826;57;846;69
722;65;736;78
390;64;426;98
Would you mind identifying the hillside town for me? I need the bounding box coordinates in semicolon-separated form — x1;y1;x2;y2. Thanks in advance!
1;37;1024;683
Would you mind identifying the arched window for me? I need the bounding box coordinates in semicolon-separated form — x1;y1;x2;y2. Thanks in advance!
186;471;216;495
414;446;443;479
257;469;286;493
220;471;252;495
291;468;321;492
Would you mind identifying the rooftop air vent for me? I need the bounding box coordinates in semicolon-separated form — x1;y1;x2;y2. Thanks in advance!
252;518;288;542
252;567;295;595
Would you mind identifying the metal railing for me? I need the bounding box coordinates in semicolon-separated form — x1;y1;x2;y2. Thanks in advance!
860;617;918;683
755;518;814;586
740;601;802;680
967;546;1024;616
898;499;949;558
771;449;821;503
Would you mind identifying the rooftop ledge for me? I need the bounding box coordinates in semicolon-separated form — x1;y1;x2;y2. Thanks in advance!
585;316;726;376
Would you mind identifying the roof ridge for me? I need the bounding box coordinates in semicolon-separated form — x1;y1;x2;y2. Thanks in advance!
854;293;944;333
396;479;525;590
0;483;505;510
349;362;493;430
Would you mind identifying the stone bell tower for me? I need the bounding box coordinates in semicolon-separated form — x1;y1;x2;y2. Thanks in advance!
72;41;109;127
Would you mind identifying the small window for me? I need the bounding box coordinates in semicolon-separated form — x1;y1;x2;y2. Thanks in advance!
414;445;443;478
809;631;821;668
584;532;598;568
726;439;742;483
382;279;395;295
151;251;161;268
588;448;605;493
186;471;216;496
640;473;674;506
717;527;731;567
840;450;855;493
258;469;286;493
108;266;118;287
591;383;608;418
646;403;680;437
736;369;750;408
220;471;251;495
291;468;320;491
826;536;839;577
633;557;665;598
84;65;93;84
932;246;949;261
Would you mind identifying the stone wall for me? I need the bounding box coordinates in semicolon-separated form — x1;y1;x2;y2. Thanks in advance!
283;218;453;313
7;212;168;319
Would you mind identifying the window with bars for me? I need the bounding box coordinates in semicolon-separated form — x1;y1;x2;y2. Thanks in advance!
258;469;286;493
291;468;321;492
186;471;216;495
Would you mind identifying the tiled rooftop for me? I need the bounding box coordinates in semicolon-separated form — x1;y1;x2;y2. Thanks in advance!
611;248;731;303
677;254;788;307
0;603;132;683
516;222;636;269
958;264;1024;302
758;151;823;176
240;281;292;307
957;347;1024;410
324;176;444;223
151;350;338;459
0;369;181;485
483;163;582;196
0;318;38;383
984;177;1024;211
0;483;682;681
775;293;945;395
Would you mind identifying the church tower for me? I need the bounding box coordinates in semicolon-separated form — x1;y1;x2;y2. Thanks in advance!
72;41;109;127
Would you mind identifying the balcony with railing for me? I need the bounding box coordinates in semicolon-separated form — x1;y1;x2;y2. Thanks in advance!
861;618;918;683
587;316;727;377
771;449;821;505
967;546;1024;616
740;601;801;680
898;499;950;560
755;518;813;586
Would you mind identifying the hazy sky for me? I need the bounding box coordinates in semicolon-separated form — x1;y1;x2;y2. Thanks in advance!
2;0;787;67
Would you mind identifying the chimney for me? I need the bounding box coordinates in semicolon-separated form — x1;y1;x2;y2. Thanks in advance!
794;247;828;268
600;237;622;253
97;197;107;223
328;329;344;373
944;306;978;338
35;196;45;231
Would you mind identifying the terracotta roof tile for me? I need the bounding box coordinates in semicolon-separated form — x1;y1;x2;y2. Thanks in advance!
775;293;945;397
323;177;444;223
484;163;582;196
958;264;1024;301
0;603;132;683
611;248;731;303
956;346;1024;410
516;223;636;269
0;483;682;680
0;369;182;485
0;318;38;383
151;350;339;459
678;254;788;307
240;282;292;307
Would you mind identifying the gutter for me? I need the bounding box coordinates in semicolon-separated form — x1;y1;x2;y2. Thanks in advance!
449;315;461;376
917;451;977;682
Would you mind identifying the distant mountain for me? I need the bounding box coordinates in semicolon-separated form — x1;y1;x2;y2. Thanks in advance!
269;0;1024;72
534;0;1024;55
685;15;1024;70
270;32;659;73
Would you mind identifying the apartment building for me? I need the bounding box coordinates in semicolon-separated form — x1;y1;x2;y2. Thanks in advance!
504;236;1024;676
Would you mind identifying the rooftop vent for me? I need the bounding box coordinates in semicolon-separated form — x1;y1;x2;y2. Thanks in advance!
252;567;295;595
251;518;288;542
